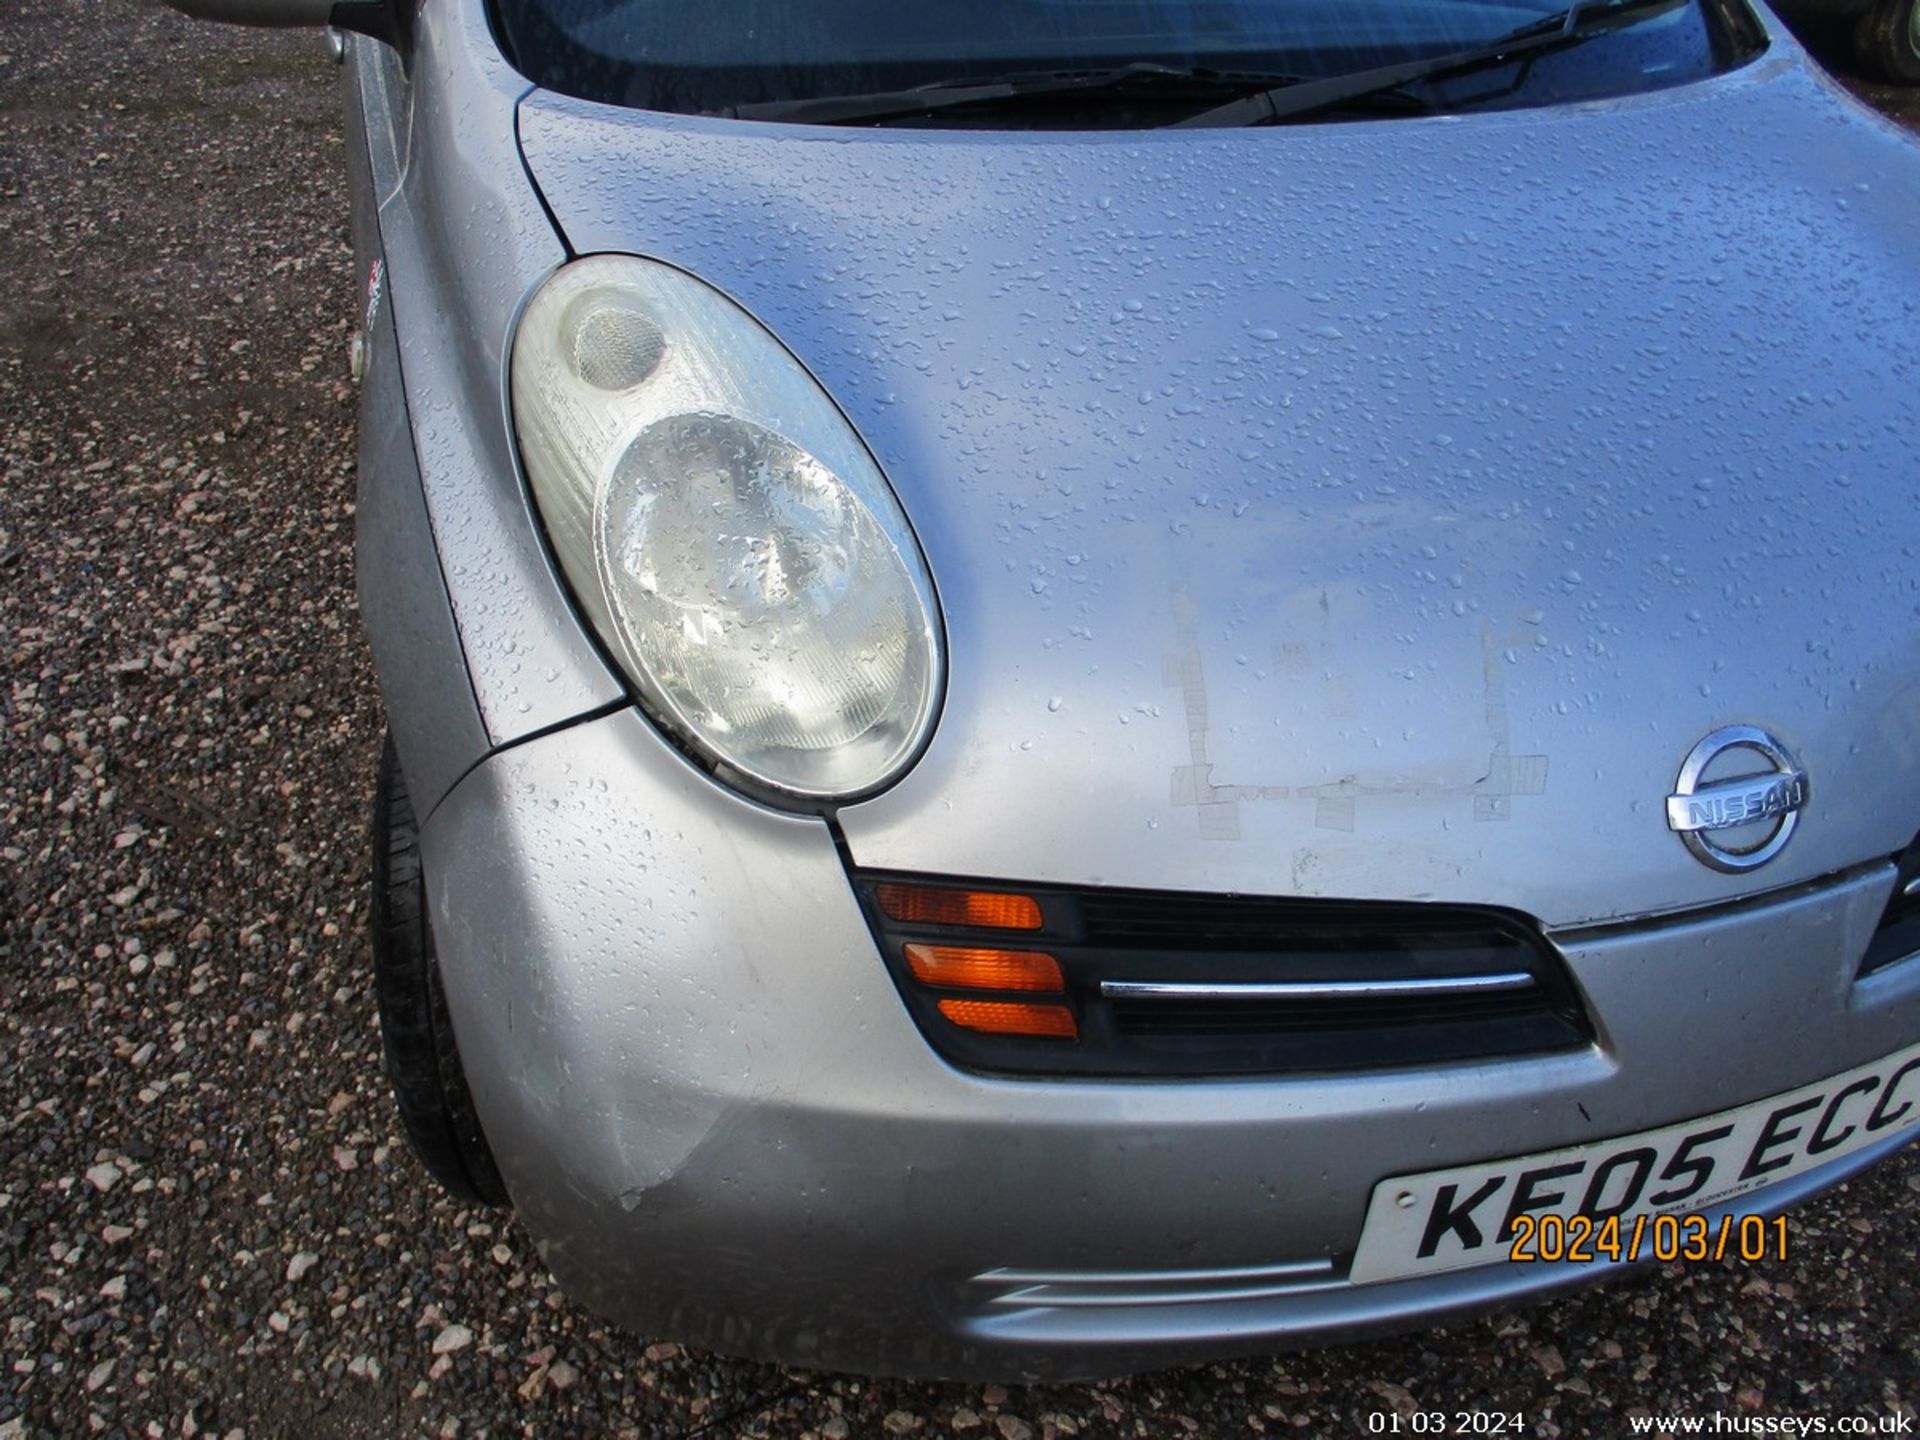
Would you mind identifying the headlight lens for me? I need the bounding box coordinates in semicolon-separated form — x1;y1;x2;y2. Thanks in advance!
510;256;942;801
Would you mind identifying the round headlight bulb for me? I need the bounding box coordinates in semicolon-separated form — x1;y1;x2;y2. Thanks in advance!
511;256;942;802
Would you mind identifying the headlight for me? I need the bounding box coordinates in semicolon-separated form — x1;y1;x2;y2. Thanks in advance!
510;255;943;802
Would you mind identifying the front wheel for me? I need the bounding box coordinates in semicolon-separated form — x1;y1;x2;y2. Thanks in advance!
370;733;510;1207
1856;0;1920;84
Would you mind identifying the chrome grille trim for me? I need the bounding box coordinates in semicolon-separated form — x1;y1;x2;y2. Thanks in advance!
973;1258;1343;1310
1100;973;1537;1002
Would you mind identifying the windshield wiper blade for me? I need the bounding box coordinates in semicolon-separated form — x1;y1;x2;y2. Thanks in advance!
1173;0;1683;128
721;62;1310;126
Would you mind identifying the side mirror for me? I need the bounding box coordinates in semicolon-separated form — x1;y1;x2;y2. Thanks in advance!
160;0;407;51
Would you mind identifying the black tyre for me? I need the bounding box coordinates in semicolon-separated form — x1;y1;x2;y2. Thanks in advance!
371;733;510;1207
1856;0;1920;84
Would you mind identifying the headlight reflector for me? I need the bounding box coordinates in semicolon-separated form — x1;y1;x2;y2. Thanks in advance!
511;256;942;801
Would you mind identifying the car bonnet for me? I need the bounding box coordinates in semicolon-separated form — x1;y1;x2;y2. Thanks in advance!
515;56;1920;929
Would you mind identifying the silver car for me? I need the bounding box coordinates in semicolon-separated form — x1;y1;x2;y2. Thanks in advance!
161;0;1920;1381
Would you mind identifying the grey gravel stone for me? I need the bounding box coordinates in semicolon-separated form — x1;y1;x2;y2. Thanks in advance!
82;1164;121;1194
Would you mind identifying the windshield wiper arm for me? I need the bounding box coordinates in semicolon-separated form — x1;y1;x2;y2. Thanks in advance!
721;62;1312;127
1173;0;1683;128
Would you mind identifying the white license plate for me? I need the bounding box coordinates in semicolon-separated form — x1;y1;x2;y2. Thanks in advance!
1350;1041;1920;1285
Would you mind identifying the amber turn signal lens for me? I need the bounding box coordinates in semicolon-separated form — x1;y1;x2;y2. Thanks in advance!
905;944;1063;993
874;882;1042;931
936;999;1078;1039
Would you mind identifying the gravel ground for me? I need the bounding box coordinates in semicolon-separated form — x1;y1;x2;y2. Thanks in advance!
3;3;1918;1437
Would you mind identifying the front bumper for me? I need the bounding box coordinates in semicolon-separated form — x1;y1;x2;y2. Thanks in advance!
419;709;1920;1380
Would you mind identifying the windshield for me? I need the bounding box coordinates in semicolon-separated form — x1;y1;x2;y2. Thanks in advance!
491;0;1767;123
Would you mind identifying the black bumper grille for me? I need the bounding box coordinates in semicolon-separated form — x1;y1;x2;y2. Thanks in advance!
1859;834;1920;980
851;871;1592;1079
1079;891;1517;953
1108;987;1552;1035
